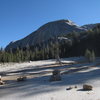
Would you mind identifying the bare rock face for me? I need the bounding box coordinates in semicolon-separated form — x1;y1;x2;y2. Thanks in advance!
6;19;85;50
83;84;93;90
49;69;61;82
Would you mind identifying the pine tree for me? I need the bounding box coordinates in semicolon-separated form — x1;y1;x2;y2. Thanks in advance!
85;49;91;62
85;49;96;62
91;50;95;62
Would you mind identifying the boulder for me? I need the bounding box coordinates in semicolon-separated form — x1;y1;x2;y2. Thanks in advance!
49;75;61;81
0;75;1;80
49;69;61;81
53;69;60;75
74;86;77;88
17;76;27;82
0;81;5;85
83;84;93;90
66;87;73;90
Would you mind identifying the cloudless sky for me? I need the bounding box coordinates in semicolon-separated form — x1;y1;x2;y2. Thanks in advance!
0;0;100;48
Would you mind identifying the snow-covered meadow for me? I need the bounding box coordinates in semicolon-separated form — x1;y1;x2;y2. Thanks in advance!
0;57;100;100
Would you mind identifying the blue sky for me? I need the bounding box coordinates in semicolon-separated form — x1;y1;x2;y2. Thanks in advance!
0;0;100;48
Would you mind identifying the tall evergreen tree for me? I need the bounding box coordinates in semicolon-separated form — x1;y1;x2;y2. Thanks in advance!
85;49;91;62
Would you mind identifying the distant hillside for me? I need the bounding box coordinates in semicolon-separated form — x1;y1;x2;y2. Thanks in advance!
81;23;100;30
6;19;85;50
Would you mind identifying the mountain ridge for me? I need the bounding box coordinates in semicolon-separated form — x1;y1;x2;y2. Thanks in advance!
5;19;98;50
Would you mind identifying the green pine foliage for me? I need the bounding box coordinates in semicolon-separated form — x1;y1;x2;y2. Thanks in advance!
85;49;96;62
91;50;96;62
85;49;91;62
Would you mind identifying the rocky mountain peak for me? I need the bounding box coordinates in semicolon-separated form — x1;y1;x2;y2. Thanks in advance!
6;19;86;50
